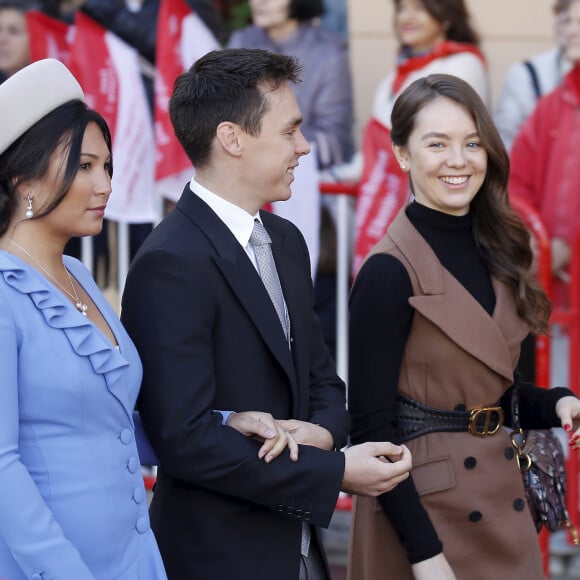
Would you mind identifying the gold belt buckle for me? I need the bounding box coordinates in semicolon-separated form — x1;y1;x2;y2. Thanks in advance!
468;406;503;436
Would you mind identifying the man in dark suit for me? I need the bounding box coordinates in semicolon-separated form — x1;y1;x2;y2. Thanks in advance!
121;48;411;580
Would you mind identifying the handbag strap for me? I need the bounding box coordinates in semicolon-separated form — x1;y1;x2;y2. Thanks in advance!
510;385;528;463
511;384;521;430
523;60;542;101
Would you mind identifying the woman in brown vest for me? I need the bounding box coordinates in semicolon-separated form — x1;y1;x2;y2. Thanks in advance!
347;73;580;580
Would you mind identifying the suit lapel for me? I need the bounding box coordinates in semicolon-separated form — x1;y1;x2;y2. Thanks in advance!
176;191;298;390
389;210;528;383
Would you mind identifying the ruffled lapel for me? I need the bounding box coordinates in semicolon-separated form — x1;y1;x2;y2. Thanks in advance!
0;251;134;422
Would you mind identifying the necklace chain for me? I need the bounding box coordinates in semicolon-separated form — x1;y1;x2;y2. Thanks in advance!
8;239;89;316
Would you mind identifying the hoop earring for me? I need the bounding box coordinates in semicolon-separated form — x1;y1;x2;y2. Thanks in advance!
25;193;33;219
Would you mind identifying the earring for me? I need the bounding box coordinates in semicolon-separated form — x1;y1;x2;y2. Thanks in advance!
25;193;34;219
400;164;407;170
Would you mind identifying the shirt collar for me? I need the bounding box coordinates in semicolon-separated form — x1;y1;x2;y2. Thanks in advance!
189;178;260;248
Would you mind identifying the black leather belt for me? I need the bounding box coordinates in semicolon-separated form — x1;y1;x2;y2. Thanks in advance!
396;395;504;442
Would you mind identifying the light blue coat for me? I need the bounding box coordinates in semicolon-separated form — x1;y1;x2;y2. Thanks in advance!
0;252;166;580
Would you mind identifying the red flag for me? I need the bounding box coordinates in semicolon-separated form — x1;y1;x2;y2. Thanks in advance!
352;118;410;275
155;0;220;200
26;11;72;64
69;13;158;223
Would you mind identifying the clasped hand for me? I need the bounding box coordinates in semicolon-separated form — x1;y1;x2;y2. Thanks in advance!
226;412;334;463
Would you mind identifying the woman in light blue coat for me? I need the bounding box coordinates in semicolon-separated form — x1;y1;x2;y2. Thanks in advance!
0;59;167;580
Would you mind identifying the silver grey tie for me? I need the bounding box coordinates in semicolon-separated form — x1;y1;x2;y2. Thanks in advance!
250;221;309;555
249;220;290;342
250;220;309;555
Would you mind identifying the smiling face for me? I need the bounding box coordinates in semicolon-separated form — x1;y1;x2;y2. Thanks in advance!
32;122;112;241
393;96;487;216
236;81;310;213
0;8;30;77
395;0;447;53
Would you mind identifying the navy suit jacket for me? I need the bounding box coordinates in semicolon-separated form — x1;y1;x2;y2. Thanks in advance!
121;186;349;580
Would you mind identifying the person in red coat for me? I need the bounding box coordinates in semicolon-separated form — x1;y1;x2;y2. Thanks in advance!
509;0;580;310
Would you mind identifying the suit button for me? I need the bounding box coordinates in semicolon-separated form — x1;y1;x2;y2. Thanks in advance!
120;429;133;445
468;511;482;522
513;498;526;512
127;457;139;473
136;516;149;534
504;447;515;460
304;512;311;521
133;486;146;504
464;456;477;469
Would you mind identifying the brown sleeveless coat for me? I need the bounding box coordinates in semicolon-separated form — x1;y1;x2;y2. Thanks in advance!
348;210;544;580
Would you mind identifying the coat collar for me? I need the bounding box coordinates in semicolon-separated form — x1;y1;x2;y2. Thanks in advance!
385;208;529;382
176;189;299;395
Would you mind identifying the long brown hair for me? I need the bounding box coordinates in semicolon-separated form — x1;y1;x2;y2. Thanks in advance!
393;0;481;46
390;74;551;334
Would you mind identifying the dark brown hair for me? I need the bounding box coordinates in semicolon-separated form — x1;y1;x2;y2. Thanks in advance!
394;0;481;46
170;48;301;168
390;74;551;333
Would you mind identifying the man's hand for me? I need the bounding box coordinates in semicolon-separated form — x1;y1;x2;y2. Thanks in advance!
341;442;412;496
226;411;299;463
276;419;334;450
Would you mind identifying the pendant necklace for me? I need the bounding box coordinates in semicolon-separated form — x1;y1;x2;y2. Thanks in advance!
8;239;89;316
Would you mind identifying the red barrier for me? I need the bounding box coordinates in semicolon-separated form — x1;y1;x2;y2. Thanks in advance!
319;181;359;197
511;196;580;577
510;196;553;574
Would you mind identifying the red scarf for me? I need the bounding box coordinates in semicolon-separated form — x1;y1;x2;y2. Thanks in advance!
392;40;486;94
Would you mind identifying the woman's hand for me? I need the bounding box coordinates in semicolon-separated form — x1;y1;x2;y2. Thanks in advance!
226;411;299;463
412;553;456;580
556;396;580;450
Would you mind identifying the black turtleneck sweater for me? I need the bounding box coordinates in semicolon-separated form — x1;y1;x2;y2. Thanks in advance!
348;202;572;564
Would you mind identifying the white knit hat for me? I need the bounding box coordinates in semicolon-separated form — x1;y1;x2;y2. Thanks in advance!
0;59;84;155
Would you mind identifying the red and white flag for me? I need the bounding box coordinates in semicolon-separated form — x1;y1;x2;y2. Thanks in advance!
26;10;72;64
352;118;409;275
155;0;220;201
69;13;158;223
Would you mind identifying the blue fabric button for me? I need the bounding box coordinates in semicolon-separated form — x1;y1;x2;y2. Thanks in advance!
136;516;149;533
120;429;133;445
127;456;139;473
133;486;145;504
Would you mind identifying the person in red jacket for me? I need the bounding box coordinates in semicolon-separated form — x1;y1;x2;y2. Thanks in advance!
509;0;580;310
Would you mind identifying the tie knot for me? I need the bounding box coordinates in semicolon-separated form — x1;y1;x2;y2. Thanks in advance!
250;219;272;247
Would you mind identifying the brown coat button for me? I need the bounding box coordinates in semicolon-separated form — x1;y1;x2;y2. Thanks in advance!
468;511;482;522
504;447;515;460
